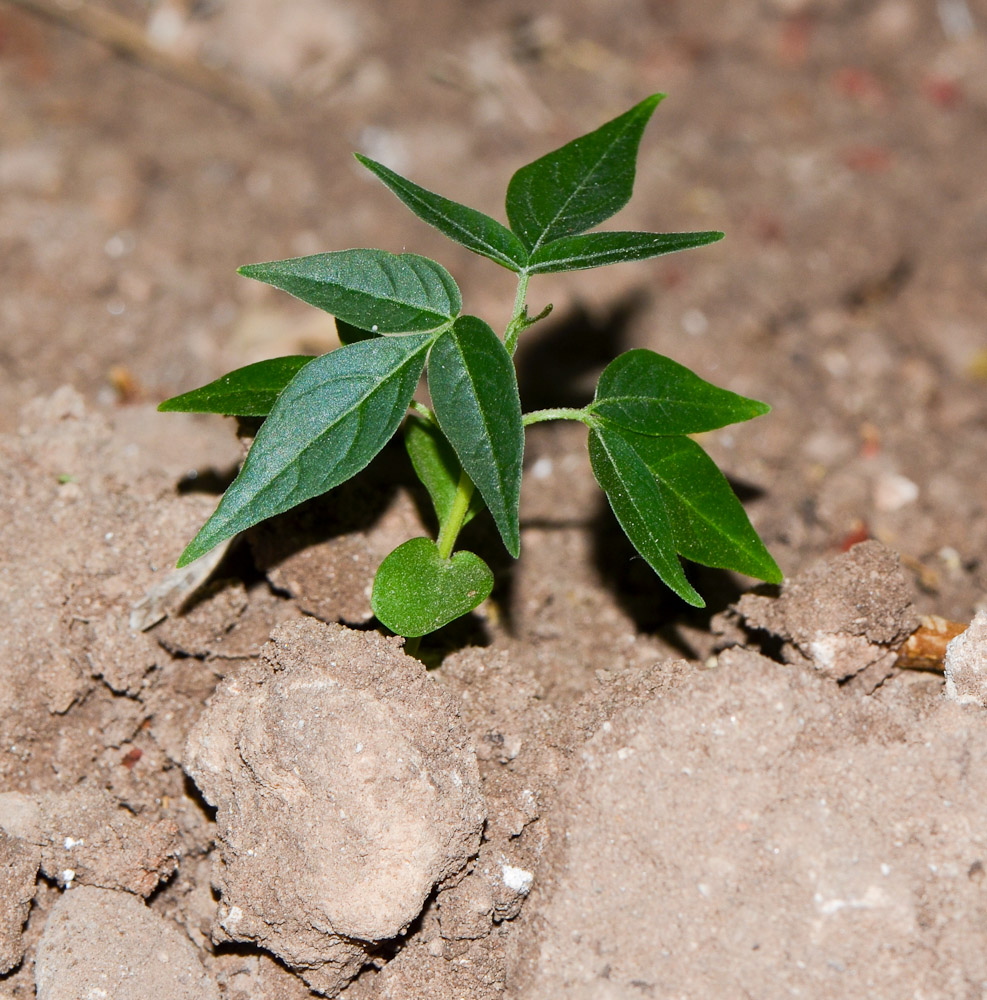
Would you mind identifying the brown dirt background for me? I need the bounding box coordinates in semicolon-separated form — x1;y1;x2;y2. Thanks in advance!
2;0;987;997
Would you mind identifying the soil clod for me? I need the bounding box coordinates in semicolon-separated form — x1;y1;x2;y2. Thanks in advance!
183;619;485;996
35;885;220;1000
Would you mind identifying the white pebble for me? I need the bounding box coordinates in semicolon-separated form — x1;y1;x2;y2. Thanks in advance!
681;308;709;336
873;472;918;512
501;863;533;895
531;457;553;480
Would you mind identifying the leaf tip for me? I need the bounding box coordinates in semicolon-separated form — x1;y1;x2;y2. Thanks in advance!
671;572;706;609
176;526;222;569
633;93;666;122
760;556;784;586
175;543;199;569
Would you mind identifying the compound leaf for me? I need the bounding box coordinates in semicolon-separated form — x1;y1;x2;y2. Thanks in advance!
527;230;723;274
428;315;523;557
371;537;493;637
506;94;664;253
620;430;782;584
238;249;461;333
158;355;315;416
356;154;529;272
589;422;703;607
590;349;770;436
404;415;480;531
177;334;434;566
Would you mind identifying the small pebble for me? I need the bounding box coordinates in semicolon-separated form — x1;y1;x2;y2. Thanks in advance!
873;472;918;512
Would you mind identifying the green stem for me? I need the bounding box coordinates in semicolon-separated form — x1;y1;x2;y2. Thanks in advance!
403;635;421;657
504;272;530;355
511;271;529;325
436;468;475;560
523;407;592;426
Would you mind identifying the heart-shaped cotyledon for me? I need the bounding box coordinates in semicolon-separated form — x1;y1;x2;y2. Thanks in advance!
371;537;494;637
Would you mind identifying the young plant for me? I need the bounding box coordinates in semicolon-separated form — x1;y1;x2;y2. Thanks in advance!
160;94;782;641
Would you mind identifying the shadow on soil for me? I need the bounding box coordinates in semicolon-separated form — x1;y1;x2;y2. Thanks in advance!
589;471;779;658
515;289;648;411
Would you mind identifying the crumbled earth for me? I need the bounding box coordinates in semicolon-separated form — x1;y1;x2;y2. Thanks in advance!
0;832;38;975
944;609;987;706
0;784;180;896
3;0;987;998
718;538;919;689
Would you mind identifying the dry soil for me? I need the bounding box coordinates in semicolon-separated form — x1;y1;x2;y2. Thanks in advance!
2;1;987;998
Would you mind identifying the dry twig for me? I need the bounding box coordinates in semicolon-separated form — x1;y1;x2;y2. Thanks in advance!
894;615;968;672
7;0;278;116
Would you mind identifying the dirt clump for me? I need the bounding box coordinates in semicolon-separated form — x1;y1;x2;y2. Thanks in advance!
0;784;179;896
0;831;39;975
34;885;219;1000
722;540;918;688
944;609;987;706
183;618;486;996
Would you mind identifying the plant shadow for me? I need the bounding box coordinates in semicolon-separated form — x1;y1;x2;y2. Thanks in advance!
514;289;649;411
246;436;415;568
588;475;773;659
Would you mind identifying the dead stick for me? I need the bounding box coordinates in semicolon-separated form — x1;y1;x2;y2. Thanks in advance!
6;0;279;116
894;615;968;672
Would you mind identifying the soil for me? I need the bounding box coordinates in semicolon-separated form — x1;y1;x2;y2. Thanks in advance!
3;0;987;997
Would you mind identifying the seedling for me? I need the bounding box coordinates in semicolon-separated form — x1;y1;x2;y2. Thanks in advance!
160;95;782;641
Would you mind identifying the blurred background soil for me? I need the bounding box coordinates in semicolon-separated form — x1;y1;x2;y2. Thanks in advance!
2;0;987;997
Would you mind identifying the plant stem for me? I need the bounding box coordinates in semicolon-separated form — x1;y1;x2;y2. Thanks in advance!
403;635;421;657
523;407;592;426
504;272;530;355
436;468;475;560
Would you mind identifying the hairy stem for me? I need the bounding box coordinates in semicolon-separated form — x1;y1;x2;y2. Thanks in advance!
504;272;530;355
436;468;475;560
523;407;592;426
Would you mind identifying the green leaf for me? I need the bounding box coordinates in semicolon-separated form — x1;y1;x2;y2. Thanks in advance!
505;94;665;253
404;415;480;531
157;356;315;416
371;537;494;637
590;349;770;435
588;422;703;607
355;154;529;273
527;230;723;274
619;429;782;584
238;249;461;333
336;316;379;345
428;316;524;557
177;334;434;566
